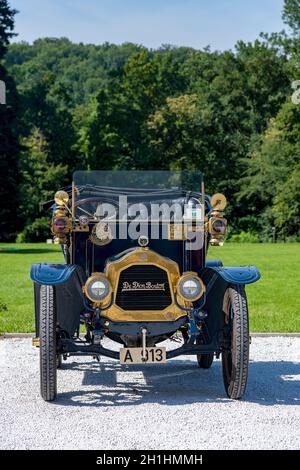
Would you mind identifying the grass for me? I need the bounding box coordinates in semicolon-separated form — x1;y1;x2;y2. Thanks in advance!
209;243;300;332
0;244;62;333
0;243;299;333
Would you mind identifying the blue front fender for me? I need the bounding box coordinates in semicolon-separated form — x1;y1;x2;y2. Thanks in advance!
206;259;223;268
30;263;81;286
208;265;260;285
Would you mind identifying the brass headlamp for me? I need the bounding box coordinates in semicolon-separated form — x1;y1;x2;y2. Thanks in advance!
52;191;71;244
176;272;205;302
208;193;228;246
83;273;112;305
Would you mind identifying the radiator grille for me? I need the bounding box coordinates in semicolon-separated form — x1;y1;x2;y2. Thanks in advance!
116;265;172;311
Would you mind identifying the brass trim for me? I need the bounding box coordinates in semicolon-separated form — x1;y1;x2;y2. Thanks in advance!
210;238;224;247
208;217;227;235
202;181;206;266
201;181;205;211
54;190;69;206
53;209;67;218
72;182;75;219
54;236;67;245
32;337;40;347
83;272;112;305
54;191;72;217
73;224;89;232
103;304;187;322
51;216;72;235
168;223;188;240
210;193;227;211
90;223;113;246
70;231;73;264
208;216;227;246
176;271;206;302
104;248;188;322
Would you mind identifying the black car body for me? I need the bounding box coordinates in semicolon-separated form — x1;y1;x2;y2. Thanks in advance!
31;171;260;401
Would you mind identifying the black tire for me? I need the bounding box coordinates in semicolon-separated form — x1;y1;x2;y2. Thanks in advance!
39;285;57;401
197;353;214;369
222;284;249;400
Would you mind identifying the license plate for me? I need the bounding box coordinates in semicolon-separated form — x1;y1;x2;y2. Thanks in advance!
120;347;166;364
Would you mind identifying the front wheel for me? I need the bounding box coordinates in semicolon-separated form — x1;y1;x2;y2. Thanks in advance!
39;285;57;401
222;284;249;400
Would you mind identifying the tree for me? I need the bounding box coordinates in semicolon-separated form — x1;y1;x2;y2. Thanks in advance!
0;0;16;58
0;0;19;241
2;18;299;239
147;94;202;170
283;0;300;35
239;101;300;238
18;128;68;241
19;72;78;170
79;50;185;171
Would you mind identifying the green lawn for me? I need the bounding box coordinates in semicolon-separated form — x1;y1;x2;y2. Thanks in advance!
209;243;300;332
0;243;299;333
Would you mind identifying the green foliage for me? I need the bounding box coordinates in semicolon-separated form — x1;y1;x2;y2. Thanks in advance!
0;0;17;58
16;217;50;243
227;231;260;243
147;94;201;170
19;72;78;169
4;39;143;105
285;234;300;242
0;1;20;241
283;0;300;34
239;101;300;237
18;128;68;237
272;164;300;235
1;1;300;239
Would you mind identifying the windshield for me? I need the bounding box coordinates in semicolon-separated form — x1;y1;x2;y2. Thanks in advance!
73;170;203;194
71;171;205;251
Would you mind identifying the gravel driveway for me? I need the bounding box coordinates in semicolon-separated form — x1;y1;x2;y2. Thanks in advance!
0;337;299;450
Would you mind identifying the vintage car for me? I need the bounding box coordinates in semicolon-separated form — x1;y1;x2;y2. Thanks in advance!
30;171;260;401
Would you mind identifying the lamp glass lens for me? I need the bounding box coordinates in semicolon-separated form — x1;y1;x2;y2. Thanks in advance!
91;281;106;297
180;277;202;300
87;278;110;301
183;279;198;296
212;219;226;234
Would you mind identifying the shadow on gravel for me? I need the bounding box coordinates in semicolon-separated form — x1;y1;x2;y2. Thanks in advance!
55;359;300;408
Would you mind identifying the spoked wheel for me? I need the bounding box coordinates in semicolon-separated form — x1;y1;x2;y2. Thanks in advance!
39;285;57;401
222;284;249;400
